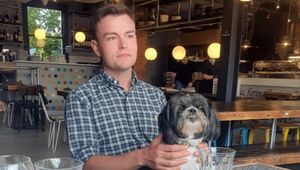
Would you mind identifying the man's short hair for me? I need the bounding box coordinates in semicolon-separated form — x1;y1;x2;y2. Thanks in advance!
91;4;134;40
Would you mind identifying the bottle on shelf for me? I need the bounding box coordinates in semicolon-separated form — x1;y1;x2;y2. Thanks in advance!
4;11;10;23
0;30;3;40
14;11;20;24
13;29;18;42
17;28;22;42
0;13;3;23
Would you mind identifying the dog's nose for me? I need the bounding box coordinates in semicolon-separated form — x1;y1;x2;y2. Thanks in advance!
188;108;197;113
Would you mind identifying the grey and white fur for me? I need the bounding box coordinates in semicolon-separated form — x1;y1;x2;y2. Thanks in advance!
158;92;220;170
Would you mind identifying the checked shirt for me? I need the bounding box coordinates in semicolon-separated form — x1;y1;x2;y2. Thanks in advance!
65;70;166;161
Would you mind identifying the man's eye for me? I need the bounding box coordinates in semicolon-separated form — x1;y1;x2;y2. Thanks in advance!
127;34;135;38
107;36;116;40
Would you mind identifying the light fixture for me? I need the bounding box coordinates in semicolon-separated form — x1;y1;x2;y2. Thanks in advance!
145;48;157;61
34;28;46;40
36;39;46;48
41;0;48;6
75;32;86;43
240;2;255;49
207;43;221;59
240;0;251;2
172;45;186;60
280;0;292;46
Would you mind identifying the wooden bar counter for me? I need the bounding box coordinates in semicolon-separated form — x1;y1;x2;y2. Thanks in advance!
212;100;300;166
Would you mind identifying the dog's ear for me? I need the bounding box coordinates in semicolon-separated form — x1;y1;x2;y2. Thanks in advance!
209;108;220;140
205;101;220;141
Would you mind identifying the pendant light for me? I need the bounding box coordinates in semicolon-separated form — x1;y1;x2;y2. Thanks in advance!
145;48;157;61
145;32;157;61
207;42;221;59
172;31;186;60
75;31;86;43
280;0;292;46
240;3;254;49
34;28;46;40
172;45;186;60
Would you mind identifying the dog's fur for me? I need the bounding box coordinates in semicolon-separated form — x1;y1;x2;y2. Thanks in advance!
158;92;220;170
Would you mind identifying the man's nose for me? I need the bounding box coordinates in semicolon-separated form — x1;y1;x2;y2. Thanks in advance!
119;38;128;49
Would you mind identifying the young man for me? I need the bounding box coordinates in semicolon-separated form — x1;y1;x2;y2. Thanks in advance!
66;4;190;170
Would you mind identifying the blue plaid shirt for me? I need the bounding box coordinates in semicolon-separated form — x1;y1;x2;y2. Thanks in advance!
65;69;166;161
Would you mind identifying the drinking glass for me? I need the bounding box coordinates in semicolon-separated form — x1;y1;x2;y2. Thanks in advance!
0;155;34;170
198;147;236;170
34;157;83;170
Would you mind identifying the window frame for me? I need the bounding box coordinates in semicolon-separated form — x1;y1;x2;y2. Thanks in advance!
22;1;68;56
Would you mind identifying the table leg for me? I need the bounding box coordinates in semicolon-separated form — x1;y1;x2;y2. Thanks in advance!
226;121;232;147
270;118;277;149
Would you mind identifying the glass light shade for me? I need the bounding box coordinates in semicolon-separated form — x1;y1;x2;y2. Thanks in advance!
172;45;186;60
145;48;157;61
34;28;46;40
75;32;86;43
240;0;251;2
207;43;221;59
36;39;45;48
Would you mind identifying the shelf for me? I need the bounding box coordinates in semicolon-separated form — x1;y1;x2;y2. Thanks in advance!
0;22;23;27
255;71;300;75
0;5;19;10
0;41;23;45
137;15;222;31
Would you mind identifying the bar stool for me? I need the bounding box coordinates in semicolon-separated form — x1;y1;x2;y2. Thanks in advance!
248;125;271;144
2;82;22;126
277;122;300;142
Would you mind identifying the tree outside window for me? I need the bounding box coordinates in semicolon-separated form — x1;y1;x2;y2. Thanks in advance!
27;6;62;59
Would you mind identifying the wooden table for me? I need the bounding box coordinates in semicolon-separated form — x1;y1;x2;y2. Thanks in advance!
212;100;300;149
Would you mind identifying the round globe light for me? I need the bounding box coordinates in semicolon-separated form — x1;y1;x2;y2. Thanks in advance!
34;28;46;40
36;39;46;48
145;48;157;61
75;32;86;43
207;43;221;59
172;45;186;60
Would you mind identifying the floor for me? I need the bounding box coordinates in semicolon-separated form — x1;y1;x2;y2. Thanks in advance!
0;113;70;163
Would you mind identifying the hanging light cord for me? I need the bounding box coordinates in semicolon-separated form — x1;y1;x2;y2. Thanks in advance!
286;0;292;35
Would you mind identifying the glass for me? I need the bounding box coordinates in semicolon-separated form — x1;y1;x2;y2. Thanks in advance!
198;147;236;170
34;157;83;170
0;155;34;170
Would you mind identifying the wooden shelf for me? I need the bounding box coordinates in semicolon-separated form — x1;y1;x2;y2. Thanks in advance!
0;22;23;27
0;41;23;45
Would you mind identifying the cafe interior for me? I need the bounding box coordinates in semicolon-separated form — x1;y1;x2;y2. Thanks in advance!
0;0;300;169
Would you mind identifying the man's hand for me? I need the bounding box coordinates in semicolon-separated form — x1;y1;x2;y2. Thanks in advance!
142;134;190;170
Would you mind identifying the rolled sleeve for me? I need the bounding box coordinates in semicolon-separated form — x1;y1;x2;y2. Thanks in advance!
65;91;99;161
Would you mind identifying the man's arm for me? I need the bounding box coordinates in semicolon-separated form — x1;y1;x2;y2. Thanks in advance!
84;134;190;170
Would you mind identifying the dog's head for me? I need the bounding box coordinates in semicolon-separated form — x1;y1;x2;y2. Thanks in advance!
159;92;220;145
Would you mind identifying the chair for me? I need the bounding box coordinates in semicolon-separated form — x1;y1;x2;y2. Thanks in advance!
38;92;64;153
164;72;176;88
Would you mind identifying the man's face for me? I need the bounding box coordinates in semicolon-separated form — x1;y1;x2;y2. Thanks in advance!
91;14;137;74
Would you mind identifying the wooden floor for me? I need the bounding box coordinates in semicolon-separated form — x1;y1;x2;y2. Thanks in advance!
233;141;300;166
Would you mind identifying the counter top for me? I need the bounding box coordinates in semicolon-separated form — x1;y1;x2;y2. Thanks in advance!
16;60;100;67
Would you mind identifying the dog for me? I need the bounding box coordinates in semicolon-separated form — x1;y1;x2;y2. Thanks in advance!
158;92;220;170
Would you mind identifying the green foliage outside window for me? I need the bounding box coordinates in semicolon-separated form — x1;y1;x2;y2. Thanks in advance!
27;7;62;58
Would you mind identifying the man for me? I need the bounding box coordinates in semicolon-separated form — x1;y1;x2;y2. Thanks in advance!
172;56;195;90
66;4;190;170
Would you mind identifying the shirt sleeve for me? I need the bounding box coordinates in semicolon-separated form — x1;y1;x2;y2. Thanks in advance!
65;90;99;161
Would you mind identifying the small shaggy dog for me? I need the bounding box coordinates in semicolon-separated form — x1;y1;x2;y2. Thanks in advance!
159;92;220;170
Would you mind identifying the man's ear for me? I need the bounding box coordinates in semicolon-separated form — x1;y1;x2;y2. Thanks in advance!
91;39;101;57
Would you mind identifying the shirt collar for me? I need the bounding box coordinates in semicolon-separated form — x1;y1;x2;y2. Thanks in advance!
98;69;138;87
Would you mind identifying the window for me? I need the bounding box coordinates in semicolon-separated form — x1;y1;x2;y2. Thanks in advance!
27;6;62;57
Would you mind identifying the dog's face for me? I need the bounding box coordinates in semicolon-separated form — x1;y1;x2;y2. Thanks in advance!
159;92;220;145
